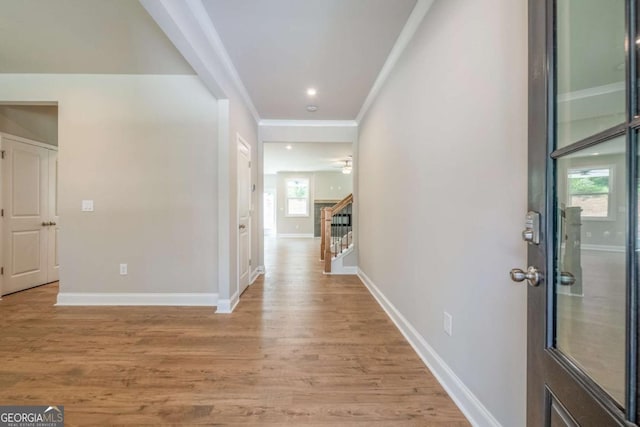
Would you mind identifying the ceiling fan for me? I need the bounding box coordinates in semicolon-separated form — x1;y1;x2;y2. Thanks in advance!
331;156;353;174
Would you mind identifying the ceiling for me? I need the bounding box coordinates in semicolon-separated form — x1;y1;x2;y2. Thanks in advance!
0;0;194;74
264;142;352;175
203;0;417;120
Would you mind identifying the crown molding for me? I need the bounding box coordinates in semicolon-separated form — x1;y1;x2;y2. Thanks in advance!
355;0;435;124
140;0;260;123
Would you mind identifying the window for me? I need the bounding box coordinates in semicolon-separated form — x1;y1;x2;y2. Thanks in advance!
286;178;309;216
567;167;612;218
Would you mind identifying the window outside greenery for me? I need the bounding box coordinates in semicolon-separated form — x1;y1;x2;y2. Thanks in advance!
286;179;309;216
568;168;611;218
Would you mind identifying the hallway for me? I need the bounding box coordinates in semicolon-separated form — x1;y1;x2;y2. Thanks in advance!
0;237;467;425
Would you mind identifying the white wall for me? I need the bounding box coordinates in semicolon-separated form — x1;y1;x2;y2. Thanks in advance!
225;88;260;305
260;122;357;144
0;74;219;299
314;171;352;201
0;105;58;145
357;0;527;425
264;174;277;192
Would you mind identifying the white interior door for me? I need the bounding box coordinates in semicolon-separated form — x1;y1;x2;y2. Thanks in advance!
238;138;251;295
47;150;59;281
1;136;50;295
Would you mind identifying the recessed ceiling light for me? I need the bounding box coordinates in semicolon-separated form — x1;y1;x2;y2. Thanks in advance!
286;145;293;150
307;88;317;96
306;105;318;112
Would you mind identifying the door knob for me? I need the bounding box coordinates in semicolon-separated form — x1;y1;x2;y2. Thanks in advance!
42;221;48;227
510;266;542;287
559;272;576;286
239;224;246;230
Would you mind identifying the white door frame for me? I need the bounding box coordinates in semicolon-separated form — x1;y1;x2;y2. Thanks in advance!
236;134;252;297
0;132;59;298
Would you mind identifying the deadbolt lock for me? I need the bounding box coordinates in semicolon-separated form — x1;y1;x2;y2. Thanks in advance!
522;211;541;245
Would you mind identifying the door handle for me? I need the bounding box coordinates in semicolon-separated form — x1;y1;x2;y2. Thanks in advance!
42;221;48;227
239;224;246;230
559;272;576;286
510;266;542;287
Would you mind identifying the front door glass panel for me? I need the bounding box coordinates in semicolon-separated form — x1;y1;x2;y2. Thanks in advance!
554;135;627;406
556;0;626;148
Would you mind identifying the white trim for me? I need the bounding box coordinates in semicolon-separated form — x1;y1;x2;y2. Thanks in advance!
140;0;260;122
356;0;435;123
237;133;252;298
139;0;226;98
216;290;239;314
557;81;625;103
185;0;260;122
0;132;58;151
581;244;625;253
250;267;263;285
325;266;357;275
56;292;218;306
217;100;231;312
0;101;58;106
259;119;358;128
276;233;314;238
357;268;501;427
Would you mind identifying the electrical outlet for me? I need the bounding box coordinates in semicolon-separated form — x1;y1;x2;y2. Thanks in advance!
119;264;128;275
82;200;94;212
444;312;453;336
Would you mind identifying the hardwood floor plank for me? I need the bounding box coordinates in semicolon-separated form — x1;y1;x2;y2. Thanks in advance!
0;237;468;425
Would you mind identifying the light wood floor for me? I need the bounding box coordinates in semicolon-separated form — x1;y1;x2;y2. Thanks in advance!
0;237;468;426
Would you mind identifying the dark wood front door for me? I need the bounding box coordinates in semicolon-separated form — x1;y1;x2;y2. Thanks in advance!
527;0;639;425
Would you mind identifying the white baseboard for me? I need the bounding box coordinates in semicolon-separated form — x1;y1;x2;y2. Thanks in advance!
56;292;218;306
250;266;265;284
325;266;358;275
357;269;501;427
216;290;239;314
277;233;314;238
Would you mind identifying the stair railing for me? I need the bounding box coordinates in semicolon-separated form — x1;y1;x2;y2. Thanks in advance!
321;193;353;273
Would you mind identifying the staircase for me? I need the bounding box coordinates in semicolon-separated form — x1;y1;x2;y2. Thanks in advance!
320;193;354;273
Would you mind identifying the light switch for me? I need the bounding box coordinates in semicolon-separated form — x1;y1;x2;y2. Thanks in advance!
82;200;94;212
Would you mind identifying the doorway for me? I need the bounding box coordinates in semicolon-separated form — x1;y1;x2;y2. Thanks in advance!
0;134;58;296
526;0;637;424
0;104;59;297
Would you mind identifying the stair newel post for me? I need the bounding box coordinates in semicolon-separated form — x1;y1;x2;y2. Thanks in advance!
323;207;333;273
